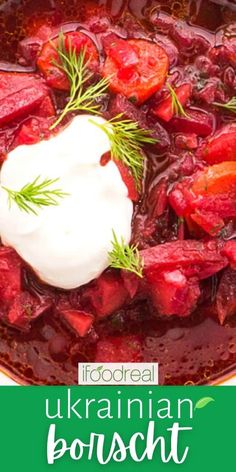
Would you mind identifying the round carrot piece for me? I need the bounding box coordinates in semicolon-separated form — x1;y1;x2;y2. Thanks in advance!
192;161;236;196
103;38;169;104
37;32;99;91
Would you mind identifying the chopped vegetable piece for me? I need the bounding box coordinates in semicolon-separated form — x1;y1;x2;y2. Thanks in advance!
103;38;169;104
221;241;236;270
153;83;191;122
13;117;53;147
190;210;224;236
149;270;200;317
8;292;51;330
37;31;99;90
197;123;236;164
192;161;236;195
103;33;139;68
61;310;94;337
50;34;109;129
169;109;214;137
82;272;129;318
141;240;228;280
0;247;22;308
0;73;48;126
216;268;236;324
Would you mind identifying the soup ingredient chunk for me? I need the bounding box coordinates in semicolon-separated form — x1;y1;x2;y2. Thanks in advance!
103;35;169;104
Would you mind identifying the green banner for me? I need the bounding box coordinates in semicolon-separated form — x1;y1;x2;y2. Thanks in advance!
0;386;234;470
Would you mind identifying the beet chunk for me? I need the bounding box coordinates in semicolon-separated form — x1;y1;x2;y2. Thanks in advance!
149;270;200;317
0;247;22;307
0;246;52;329
82;271;129;318
141;240;228;280
216;268;236;325
168;109;214;137
8;292;51;330
61;310;94;337
222;241;236;270
0;73;49;126
108;94;170;149
139;240;229;317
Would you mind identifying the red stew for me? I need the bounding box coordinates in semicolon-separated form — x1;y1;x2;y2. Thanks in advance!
0;0;236;385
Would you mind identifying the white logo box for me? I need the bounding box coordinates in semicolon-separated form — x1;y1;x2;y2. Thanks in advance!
78;363;159;386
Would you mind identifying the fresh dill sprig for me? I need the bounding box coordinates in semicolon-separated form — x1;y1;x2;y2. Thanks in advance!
167;83;189;118
3;176;69;215
213;97;236;114
108;229;144;278
90;114;156;186
50;33;110;130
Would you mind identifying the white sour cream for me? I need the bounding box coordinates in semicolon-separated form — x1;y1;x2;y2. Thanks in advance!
0;115;133;289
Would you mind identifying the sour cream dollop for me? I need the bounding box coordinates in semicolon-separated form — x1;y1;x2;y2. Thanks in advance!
0;115;133;289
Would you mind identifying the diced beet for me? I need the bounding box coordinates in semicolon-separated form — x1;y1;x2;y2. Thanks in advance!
194;194;236;219
170;22;210;56
147;178;168;218
0;73;41;101
149;270;200;317
0;247;22;308
95;335;142;362
193;77;225;105
175;133;198;150
7;291;51;330
221;241;236;270
36;95;55;118
13;117;53;147
149;11;175;32
141;240;228;280
0;73;48;126
169;183;195;217
121;271;140;299
168;109;214;137
216;268;236;324
82;272;129;318
0;86;46;126
61;310;94;337
108;94;170;150
153;83;192;122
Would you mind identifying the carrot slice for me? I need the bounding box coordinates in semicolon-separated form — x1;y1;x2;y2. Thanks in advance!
198;123;236;164
103;38;169;104
37;32;99;91
192;161;236;195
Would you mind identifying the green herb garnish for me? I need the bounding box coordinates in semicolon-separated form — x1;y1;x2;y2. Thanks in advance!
50;33;109;129
213;97;236;114
167;83;189;118
108;229;144;278
3;176;68;215
91;115;156;187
